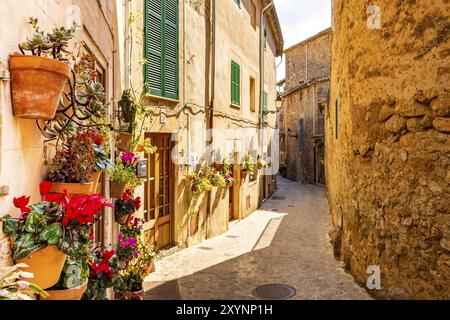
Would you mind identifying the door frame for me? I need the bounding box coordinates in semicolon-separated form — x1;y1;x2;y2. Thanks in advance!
143;132;175;249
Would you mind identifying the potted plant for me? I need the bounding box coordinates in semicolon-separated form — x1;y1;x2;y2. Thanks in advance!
92;131;113;193
82;246;125;300
135;137;158;154
117;90;136;151
0;263;48;300
41;256;90;300
118;269;145;300
46;129;97;195
109;152;142;198
211;172;227;188
114;190;141;225
1;182;112;290
256;155;268;170
116;235;139;270
223;174;234;187
241;154;254;180
9;18;77;120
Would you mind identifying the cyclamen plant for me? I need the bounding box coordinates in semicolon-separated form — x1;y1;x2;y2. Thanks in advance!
116;235;139;262
114;190;141;219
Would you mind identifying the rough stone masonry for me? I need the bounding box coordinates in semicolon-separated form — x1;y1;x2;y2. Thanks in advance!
326;0;450;299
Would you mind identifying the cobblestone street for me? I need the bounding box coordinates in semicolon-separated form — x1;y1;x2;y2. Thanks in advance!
144;178;371;300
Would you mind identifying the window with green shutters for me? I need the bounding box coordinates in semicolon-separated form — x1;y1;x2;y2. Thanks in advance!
263;91;268;123
231;60;241;106
144;0;179;100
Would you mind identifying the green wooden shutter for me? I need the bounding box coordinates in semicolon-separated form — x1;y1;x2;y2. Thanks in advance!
144;0;178;100
144;0;163;97
231;60;240;106
163;0;178;99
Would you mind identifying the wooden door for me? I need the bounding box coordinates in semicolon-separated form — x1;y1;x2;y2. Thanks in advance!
144;133;174;249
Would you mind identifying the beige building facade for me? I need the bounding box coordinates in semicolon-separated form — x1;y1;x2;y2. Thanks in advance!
124;0;283;248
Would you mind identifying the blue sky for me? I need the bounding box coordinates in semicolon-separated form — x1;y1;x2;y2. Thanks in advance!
274;0;331;81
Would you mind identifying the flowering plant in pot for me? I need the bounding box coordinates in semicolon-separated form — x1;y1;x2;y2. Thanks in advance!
91;130;113;192
116;235;139;270
0;263;48;300
114;190;141;225
10;17;77;120
82;246;125;300
211;172;227;188
109;152;142;198
241;154;255;179
46;128;97;195
256;154;268;170
1;182;112;290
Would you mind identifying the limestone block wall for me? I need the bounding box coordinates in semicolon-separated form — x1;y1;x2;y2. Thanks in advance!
326;0;450;299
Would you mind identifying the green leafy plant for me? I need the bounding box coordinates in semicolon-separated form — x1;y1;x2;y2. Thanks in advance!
109;162;142;189
142;138;158;155
19;17;77;61
211;172;227;188
0;264;48;300
114;190;141;219
242;154;255;173
256;154;268;170
47;128;98;183
2;201;63;261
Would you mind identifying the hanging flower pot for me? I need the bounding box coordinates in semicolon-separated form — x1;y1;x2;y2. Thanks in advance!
40;280;88;300
9;54;70;120
118;132;133;151
240;170;248;180
115;213;131;225
110;181;127;198
16;245;67;290
134;144;144;153
48;181;94;196
127;289;144;300
213;162;224;171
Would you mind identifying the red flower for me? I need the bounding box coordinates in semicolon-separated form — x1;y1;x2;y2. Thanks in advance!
39;181;52;195
34;18;38;25
95;136;104;145
134;197;141;210
13;196;31;214
62;194;113;227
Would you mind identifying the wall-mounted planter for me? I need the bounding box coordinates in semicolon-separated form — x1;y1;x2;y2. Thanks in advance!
48;181;94;195
16;245;67;290
240;170;248;180
9;54;70;120
115;213;131;225
91;171;102;194
41;281;88;300
118;132;133;151
110;181;127;198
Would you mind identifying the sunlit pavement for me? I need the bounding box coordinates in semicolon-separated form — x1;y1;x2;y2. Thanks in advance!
144;177;371;300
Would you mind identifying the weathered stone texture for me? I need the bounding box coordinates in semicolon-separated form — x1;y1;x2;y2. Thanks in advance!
326;0;450;299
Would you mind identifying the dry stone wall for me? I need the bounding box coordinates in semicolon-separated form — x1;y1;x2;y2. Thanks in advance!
326;0;450;299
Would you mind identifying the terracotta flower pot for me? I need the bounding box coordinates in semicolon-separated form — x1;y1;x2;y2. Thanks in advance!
9;54;70;120
118;132;133;151
116;213;131;225
213;163;224;171
48;181;94;195
134;144;144;153
240;170;248;180
125;289;144;300
41;281;88;300
16;245;67;290
110;181;127;198
91;171;102;194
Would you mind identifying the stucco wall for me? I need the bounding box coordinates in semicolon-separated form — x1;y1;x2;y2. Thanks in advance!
326;0;449;299
0;0;119;266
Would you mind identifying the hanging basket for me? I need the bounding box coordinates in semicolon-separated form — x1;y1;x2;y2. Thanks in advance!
118;132;133;151
9;54;70;120
240;170;248;180
110;181;127;198
115;213;131;225
16;245;67;290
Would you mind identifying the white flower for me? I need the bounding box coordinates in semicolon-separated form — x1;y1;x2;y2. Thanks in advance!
19;271;34;279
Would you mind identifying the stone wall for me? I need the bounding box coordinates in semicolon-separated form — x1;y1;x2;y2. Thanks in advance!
284;29;331;183
326;0;450;299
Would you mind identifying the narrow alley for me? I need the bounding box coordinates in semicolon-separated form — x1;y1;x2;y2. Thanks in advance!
144;178;371;300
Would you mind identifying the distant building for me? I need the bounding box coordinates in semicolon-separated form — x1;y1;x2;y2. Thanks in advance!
282;28;331;184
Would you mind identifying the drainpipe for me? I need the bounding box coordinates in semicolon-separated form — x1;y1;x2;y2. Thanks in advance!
259;1;274;155
205;0;216;238
124;0;131;90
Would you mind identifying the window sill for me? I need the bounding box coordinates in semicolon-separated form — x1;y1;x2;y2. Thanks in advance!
230;103;241;109
144;94;180;106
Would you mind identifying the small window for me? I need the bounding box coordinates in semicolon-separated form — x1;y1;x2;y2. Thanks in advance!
234;0;241;8
250;77;256;112
231;60;241;106
299;118;305;152
250;1;257;29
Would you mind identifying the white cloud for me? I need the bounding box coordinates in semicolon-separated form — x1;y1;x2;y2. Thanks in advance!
274;0;331;81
